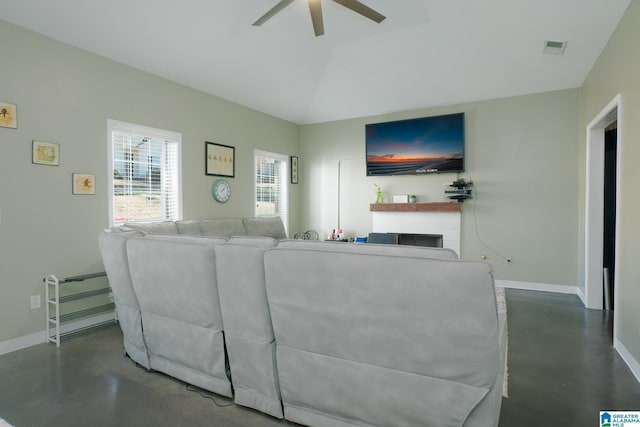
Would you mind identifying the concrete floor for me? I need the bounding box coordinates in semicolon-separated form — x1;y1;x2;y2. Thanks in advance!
0;289;639;426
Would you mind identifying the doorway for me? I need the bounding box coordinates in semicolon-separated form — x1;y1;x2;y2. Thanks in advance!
584;94;621;341
603;123;617;312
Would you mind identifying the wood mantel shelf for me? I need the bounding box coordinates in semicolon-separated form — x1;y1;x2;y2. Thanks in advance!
369;202;462;213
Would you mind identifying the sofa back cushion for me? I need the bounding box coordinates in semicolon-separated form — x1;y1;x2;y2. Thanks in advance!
121;221;178;234
199;218;246;237
214;236;283;417
99;229;144;306
127;234;228;328
215;236;278;340
175;219;201;235
125;234;232;396
277;239;458;259
98;229;150;368
243;217;287;239
264;247;499;426
266;248;498;386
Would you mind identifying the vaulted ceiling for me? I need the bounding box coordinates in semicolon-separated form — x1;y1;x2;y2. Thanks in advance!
0;0;631;124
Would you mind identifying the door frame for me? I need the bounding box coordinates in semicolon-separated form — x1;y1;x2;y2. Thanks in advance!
584;93;622;337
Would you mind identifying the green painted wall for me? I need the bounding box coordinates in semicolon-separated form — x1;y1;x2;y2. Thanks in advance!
579;0;640;370
299;89;580;286
0;20;299;343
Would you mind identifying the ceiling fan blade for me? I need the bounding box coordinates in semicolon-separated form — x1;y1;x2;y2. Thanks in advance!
308;0;325;36
253;0;296;26
331;0;386;23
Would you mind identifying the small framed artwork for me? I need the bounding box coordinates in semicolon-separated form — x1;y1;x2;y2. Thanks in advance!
72;173;96;195
0;102;17;129
205;142;235;177
291;156;299;184
32;141;60;166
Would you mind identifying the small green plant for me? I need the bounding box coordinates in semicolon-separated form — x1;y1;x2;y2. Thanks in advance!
374;184;383;204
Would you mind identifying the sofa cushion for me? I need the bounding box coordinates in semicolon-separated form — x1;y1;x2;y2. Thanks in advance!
264;247;499;427
98;229;150;369
126;234;232;397
215;236;283;418
199;218;246;237
243;217;287;239
226;235;278;248
277;239;458;259
121;221;178;234
175;219;201;235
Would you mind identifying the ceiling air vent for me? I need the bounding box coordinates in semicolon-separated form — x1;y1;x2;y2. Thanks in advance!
543;40;567;55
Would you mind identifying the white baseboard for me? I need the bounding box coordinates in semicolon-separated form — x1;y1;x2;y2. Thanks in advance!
496;280;582;300
0;313;116;356
576;287;586;306
614;337;640;384
0;330;46;356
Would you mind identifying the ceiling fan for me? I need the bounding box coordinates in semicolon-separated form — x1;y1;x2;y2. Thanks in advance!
253;0;386;37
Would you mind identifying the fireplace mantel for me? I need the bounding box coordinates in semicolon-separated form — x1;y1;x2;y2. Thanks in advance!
369;202;462;213
370;203;462;255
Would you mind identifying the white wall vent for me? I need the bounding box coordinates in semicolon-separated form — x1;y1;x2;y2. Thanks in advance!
543;40;567;55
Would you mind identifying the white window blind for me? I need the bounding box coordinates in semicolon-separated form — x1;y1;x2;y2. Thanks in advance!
108;120;182;226
255;150;288;234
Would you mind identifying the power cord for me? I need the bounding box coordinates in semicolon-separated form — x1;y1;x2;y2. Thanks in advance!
133;358;235;408
185;384;235;408
458;172;512;264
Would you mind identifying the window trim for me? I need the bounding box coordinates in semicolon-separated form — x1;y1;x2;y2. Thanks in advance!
107;119;183;227
254;149;289;234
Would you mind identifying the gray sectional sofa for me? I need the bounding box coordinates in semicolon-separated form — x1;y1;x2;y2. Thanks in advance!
99;217;506;427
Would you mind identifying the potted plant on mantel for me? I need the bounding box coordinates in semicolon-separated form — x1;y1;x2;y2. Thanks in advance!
374;184;383;204
409;194;417;203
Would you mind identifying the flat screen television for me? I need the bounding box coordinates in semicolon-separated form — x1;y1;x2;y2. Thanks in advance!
365;112;464;176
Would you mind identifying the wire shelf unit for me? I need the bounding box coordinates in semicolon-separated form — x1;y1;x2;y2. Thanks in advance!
44;272;117;347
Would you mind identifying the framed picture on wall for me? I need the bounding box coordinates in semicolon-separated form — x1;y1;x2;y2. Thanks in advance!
0;102;17;129
291;156;298;184
72;173;95;195
32;141;60;166
205;142;235;177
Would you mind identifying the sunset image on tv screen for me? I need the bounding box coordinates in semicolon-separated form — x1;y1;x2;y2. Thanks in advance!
366;112;464;175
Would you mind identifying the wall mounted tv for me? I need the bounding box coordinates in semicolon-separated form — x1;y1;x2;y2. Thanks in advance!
365;112;464;176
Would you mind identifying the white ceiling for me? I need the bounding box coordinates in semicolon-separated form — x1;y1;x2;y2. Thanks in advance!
0;0;631;124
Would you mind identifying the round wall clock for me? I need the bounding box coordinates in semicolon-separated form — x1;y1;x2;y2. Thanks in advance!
211;179;231;203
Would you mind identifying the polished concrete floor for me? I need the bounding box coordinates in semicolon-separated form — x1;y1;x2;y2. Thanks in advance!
0;289;639;426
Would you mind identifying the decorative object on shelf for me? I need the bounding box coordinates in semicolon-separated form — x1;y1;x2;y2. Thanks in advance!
409;194;417;203
205;141;235;177
304;230;319;240
444;178;472;202
392;194;409;203
326;228;348;241
374;183;383;204
211;178;231;203
290;155;298;184
72;173;95;195
32;140;60;166
0;102;17;129
292;230;320;240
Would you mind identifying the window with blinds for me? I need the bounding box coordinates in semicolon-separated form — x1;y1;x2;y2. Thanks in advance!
108;120;182;226
255;150;288;234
